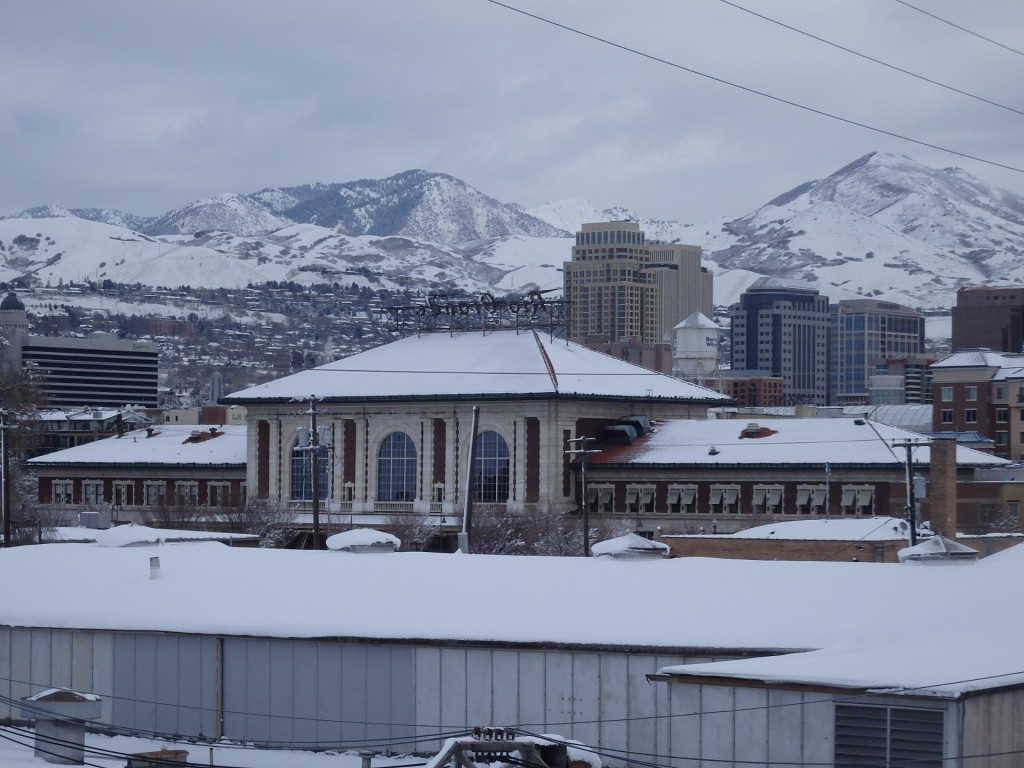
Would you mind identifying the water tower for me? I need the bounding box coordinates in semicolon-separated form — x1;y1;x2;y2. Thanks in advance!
673;312;720;380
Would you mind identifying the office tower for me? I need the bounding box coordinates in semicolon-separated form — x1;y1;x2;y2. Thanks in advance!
1;291;159;407
729;277;831;405
831;299;925;405
563;221;712;345
951;286;1024;352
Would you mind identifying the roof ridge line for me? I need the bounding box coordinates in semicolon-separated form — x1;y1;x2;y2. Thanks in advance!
532;329;558;392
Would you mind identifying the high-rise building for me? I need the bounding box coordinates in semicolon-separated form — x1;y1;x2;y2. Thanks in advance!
563;221;712;346
831;299;925;405
951;286;1024;352
729;277;831;405
1;291;159;408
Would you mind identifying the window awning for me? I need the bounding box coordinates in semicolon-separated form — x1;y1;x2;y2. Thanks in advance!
857;489;874;507
640;489;654;505
796;488;811;506
810;488;827;506
709;488;723;504
666;487;682;505
723;487;739;505
625;488;639;504
681;487;696;505
587;487;599;503
841;488;857;506
598;487;613;503
752;487;767;506
767;488;783;508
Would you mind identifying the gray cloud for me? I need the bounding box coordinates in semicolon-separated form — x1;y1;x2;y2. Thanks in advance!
3;0;1023;223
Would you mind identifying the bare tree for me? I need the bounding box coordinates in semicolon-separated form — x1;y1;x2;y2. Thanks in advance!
384;513;442;552
205;498;297;548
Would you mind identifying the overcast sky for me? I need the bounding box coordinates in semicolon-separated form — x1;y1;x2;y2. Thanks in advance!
3;1;1024;224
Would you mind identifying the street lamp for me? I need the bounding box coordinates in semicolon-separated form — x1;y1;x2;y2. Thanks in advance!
566;436;601;557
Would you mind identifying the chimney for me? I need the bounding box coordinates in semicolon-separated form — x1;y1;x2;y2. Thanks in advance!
925;438;958;537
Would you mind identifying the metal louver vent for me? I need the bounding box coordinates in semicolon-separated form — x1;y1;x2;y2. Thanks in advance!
835;704;943;767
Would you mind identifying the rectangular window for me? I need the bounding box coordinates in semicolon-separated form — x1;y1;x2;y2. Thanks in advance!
996;407;1009;423
52;480;74;504
113;481;136;507
965;409;977;424
964;385;978;401
796;485;827;515
710;485;740;514
835;704;944;767
940;386;953;402
144;482;167;506
752;485;785;514
995;384;1008;401
996;431;1009;446
841;486;874;516
82;481;104;506
208;483;232;507
176;482;199;505
941;410;953;424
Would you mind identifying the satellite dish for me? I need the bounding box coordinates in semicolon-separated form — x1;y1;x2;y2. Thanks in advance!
899;521;909;531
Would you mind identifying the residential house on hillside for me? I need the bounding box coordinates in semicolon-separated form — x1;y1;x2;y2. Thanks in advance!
2;542;1022;766
28;424;247;525
222;329;729;547
580;417;1017;537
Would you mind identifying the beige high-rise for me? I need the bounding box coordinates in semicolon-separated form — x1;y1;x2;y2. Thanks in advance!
564;221;712;344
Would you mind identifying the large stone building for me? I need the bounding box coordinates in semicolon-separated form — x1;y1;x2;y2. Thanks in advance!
0;291;159;408
951;285;1024;352
563;221;712;355
223;329;729;543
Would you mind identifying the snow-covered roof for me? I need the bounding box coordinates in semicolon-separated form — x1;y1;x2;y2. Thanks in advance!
673;311;718;330
931;349;1024;370
726;517;913;541
588;417;1007;468
897;535;978;564
3;542;1024;696
326;528;400;552
27;425;246;467
590;532;669;558
223;330;729;403
49;525;259;546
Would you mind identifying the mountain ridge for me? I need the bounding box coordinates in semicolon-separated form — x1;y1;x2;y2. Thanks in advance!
4;153;1024;310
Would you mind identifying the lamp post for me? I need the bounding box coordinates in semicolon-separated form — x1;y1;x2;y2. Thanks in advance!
566;436;600;557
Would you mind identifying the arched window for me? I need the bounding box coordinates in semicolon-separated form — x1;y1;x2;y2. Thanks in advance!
291;441;329;500
377;432;417;501
474;430;510;503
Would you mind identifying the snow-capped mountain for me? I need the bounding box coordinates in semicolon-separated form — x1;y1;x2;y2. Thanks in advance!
3;153;1024;308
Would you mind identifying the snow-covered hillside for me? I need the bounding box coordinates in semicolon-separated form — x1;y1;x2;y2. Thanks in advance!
4;153;1024;308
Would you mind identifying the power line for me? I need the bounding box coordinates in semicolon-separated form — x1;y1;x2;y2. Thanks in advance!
893;0;1024;59
480;0;1024;176
719;0;1024;117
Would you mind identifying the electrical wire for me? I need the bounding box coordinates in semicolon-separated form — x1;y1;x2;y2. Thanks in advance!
892;0;1024;59
719;0;1024;117
480;0;1024;176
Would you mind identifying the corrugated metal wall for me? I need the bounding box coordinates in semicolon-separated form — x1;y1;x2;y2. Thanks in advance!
1;625;699;762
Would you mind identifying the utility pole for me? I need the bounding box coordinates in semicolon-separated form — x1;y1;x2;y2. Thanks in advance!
293;396;324;549
566;436;600;557
309;396;321;550
1;409;9;548
894;440;924;546
459;405;480;554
